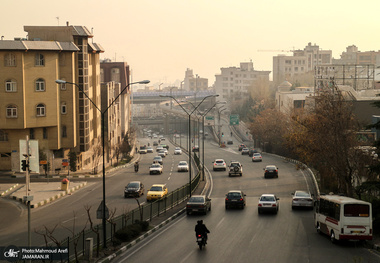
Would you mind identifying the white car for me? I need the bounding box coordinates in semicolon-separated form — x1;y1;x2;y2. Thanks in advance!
149;163;163;175
147;146;154;153
158;150;166;157
258;194;279;214
156;146;164;152
291;191;314;210
163;148;168;155
177;161;189;172
174;147;182;155
213;159;227;171
252;153;262;162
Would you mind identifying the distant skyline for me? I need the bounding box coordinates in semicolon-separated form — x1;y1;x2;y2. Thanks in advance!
2;0;380;88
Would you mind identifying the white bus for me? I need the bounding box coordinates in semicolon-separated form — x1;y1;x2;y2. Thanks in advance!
314;194;372;242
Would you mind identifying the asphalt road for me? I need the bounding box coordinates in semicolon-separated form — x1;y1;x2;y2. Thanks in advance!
116;122;380;263
0;138;190;247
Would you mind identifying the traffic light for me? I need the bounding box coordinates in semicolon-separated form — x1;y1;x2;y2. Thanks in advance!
21;160;27;171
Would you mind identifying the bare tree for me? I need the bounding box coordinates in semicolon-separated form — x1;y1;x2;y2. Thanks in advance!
84;205;100;257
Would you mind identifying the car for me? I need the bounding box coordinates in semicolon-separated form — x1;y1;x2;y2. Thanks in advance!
177;161;189;172
252;153;263;162
225;190;246;209
156;146;164;152
124;181;144;198
192;146;199;152
146;184;168;201
213;159;227;171
174;147;182;155
153;156;163;165
153;141;158;146
158;150;166;158
139;146;148;154
163;148;168;155
160;144;169;150
291;191;314;210
248;148;258;157
238;144;246;151
227;140;233;145
186;195;211;215
241;148;249;155
161;137;166;141
258;194;279;214
204;132;208;136
150;163;163;174
147;146;154;153
228;161;243;176
264;165;278;178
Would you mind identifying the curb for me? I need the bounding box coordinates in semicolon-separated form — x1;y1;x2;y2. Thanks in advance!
97;208;186;263
0;183;19;196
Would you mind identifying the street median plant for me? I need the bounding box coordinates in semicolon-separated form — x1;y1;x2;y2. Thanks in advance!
114;220;150;242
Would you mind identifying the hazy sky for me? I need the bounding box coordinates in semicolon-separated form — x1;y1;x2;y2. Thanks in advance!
2;0;380;88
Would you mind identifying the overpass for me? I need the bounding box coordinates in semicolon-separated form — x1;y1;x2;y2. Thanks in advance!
132;90;216;104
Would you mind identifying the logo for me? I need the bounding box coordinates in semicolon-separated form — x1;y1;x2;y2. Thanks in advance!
3;246;21;262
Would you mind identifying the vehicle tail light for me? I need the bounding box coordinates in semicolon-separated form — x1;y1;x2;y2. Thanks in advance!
239;198;243;201
258;204;262;207
225;198;229;201
293;198;299;201
272;204;277;207
198;234;202;238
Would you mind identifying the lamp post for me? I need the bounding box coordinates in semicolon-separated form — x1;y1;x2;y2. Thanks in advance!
56;79;150;247
160;94;218;196
217;107;227;146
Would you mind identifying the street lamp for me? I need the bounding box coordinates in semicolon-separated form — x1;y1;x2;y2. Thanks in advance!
55;78;150;247
217;107;227;146
160;94;218;196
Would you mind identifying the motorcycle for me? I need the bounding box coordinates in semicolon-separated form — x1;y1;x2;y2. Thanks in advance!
134;163;139;172
196;234;206;250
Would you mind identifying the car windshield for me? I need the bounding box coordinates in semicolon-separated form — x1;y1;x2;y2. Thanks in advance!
150;186;163;191
261;196;275;201
230;163;240;167
253;153;261;157
127;183;139;188
216;160;224;164
176;148;180;150
151;164;161;168
295;191;310;197
179;162;187;165
266;166;276;170
154;157;161;160
189;197;204;202
228;192;242;198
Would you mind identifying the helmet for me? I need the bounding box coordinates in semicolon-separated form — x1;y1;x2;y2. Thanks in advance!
197;220;203;224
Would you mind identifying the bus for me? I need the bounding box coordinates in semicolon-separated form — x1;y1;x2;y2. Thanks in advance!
314;194;372;243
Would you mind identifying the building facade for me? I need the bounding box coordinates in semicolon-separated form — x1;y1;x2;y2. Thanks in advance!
0;24;104;171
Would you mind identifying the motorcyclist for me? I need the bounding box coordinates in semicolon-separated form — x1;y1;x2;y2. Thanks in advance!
134;161;139;172
195;220;210;243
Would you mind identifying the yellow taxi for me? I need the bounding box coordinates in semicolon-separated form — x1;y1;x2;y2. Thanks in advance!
146;184;168;201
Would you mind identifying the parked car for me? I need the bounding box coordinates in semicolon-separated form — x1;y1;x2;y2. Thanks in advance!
291;191;314;210
225;190;246;209
238;144;246;151
146;184;168;201
264;165;278;178
152;156;163;165
241;148;249;155
252;153;263;162
192;146;199;152
147;146;154;153
228;161;243;176
177;161;189;172
124;181;144;198
213;159;227;171
174;147;182;155
258;194;279;214
186;195;212;215
150;163;163;175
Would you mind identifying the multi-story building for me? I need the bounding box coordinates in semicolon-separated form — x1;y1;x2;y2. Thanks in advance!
275;81;314;114
0;24;104;171
333;45;380;66
183;68;208;92
100;61;131;138
273;42;332;86
214;61;271;104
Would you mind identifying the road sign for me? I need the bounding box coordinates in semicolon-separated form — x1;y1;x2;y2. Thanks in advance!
40;160;47;165
97;200;110;219
205;115;215;126
230;114;239;125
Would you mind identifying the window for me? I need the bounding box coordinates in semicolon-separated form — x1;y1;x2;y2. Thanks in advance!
5;79;17;92
36;104;46;117
35;53;44;66
30;128;35;139
35;78;45;91
0;130;8;141
61;103;67;114
4;53;16;66
6;105;17;118
43;127;48;139
62;125;67;138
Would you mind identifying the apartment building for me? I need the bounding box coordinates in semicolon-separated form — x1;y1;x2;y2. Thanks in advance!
273;42;332;86
333;45;380;66
0;25;104;171
214;61;271;104
183;68;208;92
275;81;314;114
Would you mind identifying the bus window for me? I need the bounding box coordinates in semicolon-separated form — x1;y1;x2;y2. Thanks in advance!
344;204;370;217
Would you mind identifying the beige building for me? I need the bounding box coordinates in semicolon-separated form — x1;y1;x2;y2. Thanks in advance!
0;25;104;172
273;42;332;86
275;81;314;114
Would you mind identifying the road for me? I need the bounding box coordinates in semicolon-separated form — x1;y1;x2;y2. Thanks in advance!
0;138;190;247
116;122;380;263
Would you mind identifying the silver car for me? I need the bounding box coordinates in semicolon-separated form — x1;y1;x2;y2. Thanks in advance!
291;191;314;210
258;194;279;214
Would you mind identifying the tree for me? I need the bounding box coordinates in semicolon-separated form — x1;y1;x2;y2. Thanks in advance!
285;88;362;196
92;142;103;174
68;150;77;172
